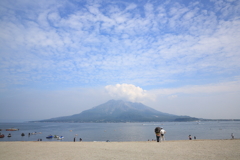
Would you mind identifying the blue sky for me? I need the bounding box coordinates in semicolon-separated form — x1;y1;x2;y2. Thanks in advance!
0;0;240;121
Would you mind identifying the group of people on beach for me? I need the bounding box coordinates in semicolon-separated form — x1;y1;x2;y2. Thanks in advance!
154;127;166;142
188;135;196;140
73;137;82;142
154;127;200;142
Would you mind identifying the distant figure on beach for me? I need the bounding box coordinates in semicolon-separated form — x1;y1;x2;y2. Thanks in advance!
154;127;161;142
194;136;196;140
160;128;166;141
80;138;82;141
74;137;75;142
231;133;234;139
189;135;192;140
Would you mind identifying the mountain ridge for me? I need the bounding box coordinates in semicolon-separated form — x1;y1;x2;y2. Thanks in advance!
36;99;199;122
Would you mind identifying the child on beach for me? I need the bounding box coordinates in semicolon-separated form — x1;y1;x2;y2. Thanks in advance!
160;128;166;141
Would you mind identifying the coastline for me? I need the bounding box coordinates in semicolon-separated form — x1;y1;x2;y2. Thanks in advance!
1;139;239;160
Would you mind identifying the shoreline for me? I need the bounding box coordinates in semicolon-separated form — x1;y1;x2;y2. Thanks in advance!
1;139;240;160
0;138;239;142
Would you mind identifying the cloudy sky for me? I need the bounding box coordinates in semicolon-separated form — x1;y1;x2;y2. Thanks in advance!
0;0;240;121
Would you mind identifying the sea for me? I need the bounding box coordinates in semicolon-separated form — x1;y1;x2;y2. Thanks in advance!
0;121;239;142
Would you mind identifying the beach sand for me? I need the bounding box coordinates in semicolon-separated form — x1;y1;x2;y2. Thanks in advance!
0;139;239;160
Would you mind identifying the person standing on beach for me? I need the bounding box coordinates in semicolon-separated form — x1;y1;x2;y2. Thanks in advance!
154;127;161;142
231;133;234;139
189;135;192;140
160;128;166;141
74;137;75;142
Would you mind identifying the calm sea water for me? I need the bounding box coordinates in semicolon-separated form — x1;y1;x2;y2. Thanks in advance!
0;121;239;142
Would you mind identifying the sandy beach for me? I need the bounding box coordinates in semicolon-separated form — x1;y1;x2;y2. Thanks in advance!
0;139;239;160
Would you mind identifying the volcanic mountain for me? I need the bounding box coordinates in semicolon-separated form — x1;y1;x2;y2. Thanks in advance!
38;99;198;122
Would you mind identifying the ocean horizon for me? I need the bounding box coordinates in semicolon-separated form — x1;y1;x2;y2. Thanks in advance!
0;121;239;142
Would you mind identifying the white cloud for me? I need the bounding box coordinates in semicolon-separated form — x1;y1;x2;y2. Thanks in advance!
1;0;240;122
0;0;240;106
105;84;153;102
168;95;178;99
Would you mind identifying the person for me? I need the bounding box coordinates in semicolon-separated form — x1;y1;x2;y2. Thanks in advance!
79;138;82;141
154;127;161;142
74;137;75;142
189;135;192;140
160;128;166;141
194;136;196;140
231;133;234;139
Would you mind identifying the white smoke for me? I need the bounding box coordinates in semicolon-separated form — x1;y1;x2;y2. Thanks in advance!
105;84;149;102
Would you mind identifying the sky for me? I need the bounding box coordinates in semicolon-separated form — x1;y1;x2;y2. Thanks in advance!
0;0;240;122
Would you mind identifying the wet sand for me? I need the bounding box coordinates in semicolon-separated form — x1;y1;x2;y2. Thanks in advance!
0;139;239;160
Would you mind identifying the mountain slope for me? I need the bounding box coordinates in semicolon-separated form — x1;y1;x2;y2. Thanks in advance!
39;100;198;122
